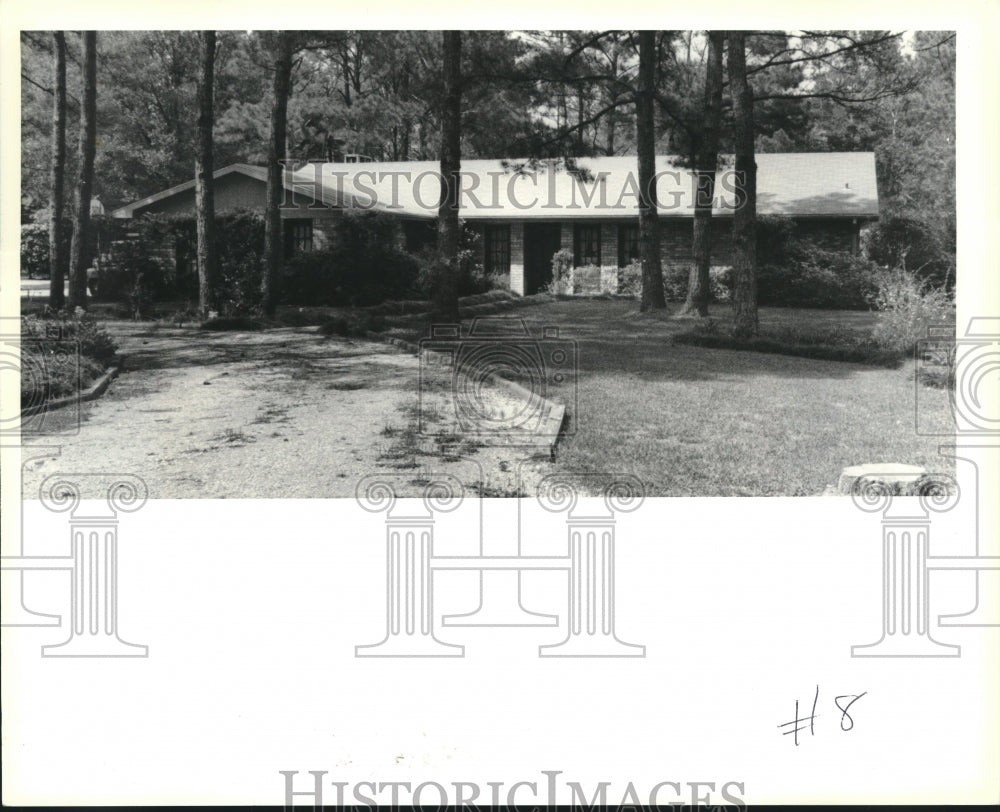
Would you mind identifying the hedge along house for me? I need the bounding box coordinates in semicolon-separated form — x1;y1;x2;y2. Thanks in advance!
112;152;878;296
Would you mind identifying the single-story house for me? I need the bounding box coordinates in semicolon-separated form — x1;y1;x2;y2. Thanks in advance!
111;153;879;296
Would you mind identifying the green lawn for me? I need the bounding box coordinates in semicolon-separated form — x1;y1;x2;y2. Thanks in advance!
398;299;955;496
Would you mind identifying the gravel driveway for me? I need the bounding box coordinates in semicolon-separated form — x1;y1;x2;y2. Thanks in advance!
21;324;549;499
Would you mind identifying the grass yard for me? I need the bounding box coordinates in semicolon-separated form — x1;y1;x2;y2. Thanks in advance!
385;298;955;496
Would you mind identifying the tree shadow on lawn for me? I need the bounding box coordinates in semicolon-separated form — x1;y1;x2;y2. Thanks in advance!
107;324;392;373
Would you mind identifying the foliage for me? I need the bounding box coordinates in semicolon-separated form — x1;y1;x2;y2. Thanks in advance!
864;215;954;288
869;267;954;352
283;211;420;307
20;224;50;279
617;262;643;297
571;264;602;294
752;218;881;310
20;220;81;279
544;249;575;295
20;311;118;402
664;265;732;303
414;221;491;300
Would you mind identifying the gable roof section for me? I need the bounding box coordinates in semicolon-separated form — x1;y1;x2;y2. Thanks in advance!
113;152;878;220
109;163;326;218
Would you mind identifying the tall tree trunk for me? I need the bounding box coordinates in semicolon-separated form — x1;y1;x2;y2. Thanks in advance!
636;30;667;312
67;31;97;311
434;30;462;321
48;32;67;309
677;30;724;318
728;31;759;338
262;32;293;318
195;30;218;317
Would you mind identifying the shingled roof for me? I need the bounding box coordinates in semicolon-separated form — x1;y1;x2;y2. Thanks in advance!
114;152;878;220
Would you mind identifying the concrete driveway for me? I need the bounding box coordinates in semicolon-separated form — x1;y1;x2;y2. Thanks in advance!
21;323;547;499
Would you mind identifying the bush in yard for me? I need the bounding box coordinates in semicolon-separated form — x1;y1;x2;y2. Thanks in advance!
617;262;642;297
663;264;733;302
20;220;76;280
869;267;954;353
20;224;48;279
96;233;162;318
757;239;880;310
20;311;117;403
571;264;602;294
865;215;955;289
546;249;574;295
414;221;493;300
284;211;420;307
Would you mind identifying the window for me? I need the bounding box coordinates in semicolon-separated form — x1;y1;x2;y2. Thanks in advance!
484;224;511;275
573;223;601;267
284;219;313;257
618;223;640;266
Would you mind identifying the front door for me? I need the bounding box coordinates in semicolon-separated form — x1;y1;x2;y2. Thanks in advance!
523;223;562;295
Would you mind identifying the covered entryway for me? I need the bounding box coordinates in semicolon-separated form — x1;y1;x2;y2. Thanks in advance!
523;222;562;295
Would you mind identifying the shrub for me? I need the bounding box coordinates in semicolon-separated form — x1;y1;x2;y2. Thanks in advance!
20;220;74;279
571;264;602;294
869;267;954;353
285;211;420;307
617;262;642;298
546;249;574;295
20;311;118;402
757;239;880;310
657;264;732;303
865;215;955;289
